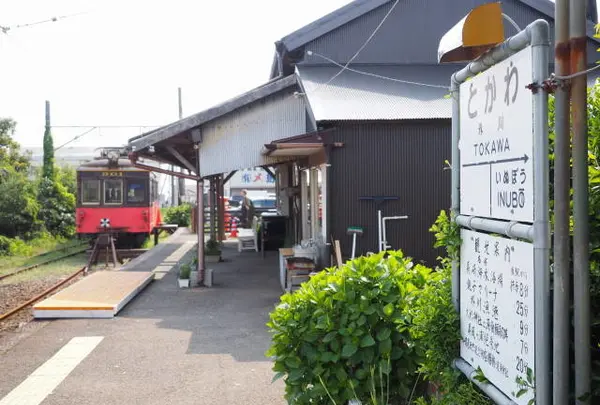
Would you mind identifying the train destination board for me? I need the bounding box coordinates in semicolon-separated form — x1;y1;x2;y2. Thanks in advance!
459;46;534;223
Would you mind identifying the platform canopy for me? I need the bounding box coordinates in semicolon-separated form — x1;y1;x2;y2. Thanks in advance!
127;75;299;176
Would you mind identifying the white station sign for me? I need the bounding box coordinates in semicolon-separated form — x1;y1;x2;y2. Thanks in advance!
460;229;535;405
459;46;534;223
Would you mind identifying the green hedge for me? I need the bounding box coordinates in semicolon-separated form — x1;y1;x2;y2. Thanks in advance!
162;204;191;227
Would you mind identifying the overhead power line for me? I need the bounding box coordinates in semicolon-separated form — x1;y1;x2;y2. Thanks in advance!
54;127;97;151
1;11;88;35
314;0;401;90
305;50;448;90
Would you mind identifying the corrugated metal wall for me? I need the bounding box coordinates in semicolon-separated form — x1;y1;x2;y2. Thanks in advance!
329;120;451;267
301;0;598;66
198;89;307;176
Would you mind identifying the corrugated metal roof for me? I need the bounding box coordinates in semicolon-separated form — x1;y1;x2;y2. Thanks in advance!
279;0;391;52
128;75;298;151
296;65;454;121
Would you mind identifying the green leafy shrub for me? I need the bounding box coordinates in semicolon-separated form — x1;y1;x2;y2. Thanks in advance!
406;210;493;404
37;177;75;238
163;204;191;227
0;169;42;239
206;239;221;255
266;251;431;405
179;263;191;279
0;235;12;255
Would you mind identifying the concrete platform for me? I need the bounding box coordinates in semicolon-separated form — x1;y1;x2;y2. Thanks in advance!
32;271;154;319
0;230;285;405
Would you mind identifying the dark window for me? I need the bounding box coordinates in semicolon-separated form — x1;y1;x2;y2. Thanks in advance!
127;181;146;203
81;180;101;204
104;179;123;205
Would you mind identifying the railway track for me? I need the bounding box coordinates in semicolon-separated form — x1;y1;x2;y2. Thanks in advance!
0;246;150;324
0;266;86;322
0;244;90;282
86;248;149;264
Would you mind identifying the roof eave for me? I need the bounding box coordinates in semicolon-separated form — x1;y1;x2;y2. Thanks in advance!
280;0;392;52
128;74;299;151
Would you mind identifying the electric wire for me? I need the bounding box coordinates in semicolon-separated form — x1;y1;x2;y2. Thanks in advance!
554;63;600;80
312;0;401;90
53;127;97;151
305;50;448;90
1;11;88;34
502;13;522;32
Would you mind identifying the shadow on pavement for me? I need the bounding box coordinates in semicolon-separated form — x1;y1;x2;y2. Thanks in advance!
119;241;284;363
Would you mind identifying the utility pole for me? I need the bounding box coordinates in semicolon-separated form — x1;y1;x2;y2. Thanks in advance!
178;87;185;204
553;0;571;403
571;0;591;402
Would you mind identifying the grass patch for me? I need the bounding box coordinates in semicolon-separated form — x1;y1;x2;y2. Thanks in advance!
0;254;88;285
0;239;87;274
141;232;170;249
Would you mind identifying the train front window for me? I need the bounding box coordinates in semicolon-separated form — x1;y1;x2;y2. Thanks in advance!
81;180;100;204
127;181;146;203
104;179;123;205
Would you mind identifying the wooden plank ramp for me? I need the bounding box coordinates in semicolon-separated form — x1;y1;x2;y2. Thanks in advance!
33;271;154;319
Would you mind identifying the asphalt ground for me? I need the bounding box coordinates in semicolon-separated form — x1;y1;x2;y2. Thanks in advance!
0;230;285;405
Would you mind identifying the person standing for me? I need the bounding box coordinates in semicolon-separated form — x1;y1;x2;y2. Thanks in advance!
240;189;255;228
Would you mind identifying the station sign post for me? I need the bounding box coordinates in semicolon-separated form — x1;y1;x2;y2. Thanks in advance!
449;20;550;405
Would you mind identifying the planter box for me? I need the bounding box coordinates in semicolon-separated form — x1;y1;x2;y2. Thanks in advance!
205;255;221;263
190;270;199;286
178;278;190;288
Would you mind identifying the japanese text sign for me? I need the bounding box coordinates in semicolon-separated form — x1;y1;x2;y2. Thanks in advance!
460;229;535;405
459;46;534;223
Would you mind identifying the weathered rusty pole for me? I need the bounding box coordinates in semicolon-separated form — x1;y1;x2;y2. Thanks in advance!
570;0;591;402
553;0;571;403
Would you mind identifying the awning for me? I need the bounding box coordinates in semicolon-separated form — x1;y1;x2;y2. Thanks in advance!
262;142;325;157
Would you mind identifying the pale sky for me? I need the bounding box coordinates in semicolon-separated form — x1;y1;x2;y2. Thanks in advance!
1;0;598;150
0;0;353;148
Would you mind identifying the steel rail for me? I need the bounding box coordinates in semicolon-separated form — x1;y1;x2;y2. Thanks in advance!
0;266;86;322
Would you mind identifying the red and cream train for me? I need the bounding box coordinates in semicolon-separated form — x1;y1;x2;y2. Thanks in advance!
75;148;162;248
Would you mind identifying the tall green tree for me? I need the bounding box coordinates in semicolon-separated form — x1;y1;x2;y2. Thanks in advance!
38;108;75;238
0;118;31;174
42;124;55;179
57;165;77;195
0;119;41;239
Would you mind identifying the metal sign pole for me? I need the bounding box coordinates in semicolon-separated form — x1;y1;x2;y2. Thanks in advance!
531;22;551;405
450;79;461;312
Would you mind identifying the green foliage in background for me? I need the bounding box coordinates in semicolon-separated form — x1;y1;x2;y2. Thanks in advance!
0;118;31;174
37;178;76;238
0;118;76;253
37;122;76;238
0;168;42;239
163;204;191;227
57;165;77;196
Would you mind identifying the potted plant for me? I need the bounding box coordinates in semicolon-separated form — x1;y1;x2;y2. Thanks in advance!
178;263;191;288
205;239;222;263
